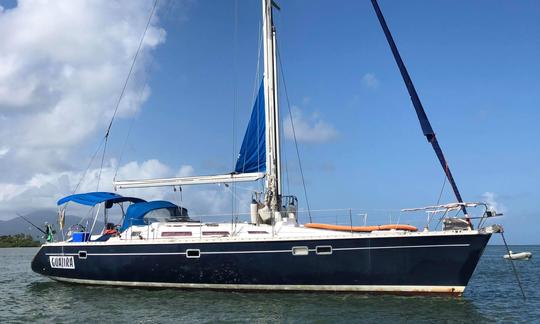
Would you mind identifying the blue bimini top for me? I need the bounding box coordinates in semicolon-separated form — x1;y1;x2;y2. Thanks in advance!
57;192;146;208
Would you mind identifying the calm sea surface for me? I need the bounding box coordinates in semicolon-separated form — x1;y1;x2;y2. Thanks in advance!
1;245;539;323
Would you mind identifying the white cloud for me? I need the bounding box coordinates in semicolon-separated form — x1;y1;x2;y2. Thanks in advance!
176;165;195;177
482;192;507;213
0;159;169;214
0;1;182;216
361;72;379;89
283;106;338;144
0;146;9;158
0;0;165;176
0;158;250;219
0;2;247;221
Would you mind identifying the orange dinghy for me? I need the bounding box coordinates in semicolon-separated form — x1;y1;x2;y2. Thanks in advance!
304;223;417;232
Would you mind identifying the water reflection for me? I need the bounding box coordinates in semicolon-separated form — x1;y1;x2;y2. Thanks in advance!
24;281;489;323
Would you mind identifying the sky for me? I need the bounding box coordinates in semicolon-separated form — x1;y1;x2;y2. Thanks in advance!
0;0;538;244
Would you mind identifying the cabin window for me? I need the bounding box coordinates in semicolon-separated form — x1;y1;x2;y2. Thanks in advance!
292;246;309;256
78;251;87;259
143;207;191;224
186;249;200;258
202;231;229;237
248;231;269;234
161;232;192;237
316;246;332;255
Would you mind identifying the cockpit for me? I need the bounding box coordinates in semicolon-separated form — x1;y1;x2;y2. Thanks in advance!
55;192;194;242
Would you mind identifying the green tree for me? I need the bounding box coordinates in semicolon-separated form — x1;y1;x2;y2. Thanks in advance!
0;233;41;247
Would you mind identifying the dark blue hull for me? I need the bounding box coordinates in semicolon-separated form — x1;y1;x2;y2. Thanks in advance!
31;232;491;295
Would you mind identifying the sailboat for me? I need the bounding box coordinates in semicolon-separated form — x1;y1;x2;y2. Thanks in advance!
31;0;503;296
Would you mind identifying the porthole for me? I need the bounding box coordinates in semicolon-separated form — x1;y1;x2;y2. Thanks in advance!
292;246;309;256
186;249;200;258
316;246;332;255
78;251;87;259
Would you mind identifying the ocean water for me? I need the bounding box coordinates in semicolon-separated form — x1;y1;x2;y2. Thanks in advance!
1;246;539;323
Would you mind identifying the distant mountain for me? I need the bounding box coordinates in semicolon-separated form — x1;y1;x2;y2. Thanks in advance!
0;210;81;237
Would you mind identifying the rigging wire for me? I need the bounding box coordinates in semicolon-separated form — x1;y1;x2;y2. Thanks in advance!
250;19;264;194
231;0;239;227
64;0;159;236
104;0;159;141
252;22;263;103
276;45;312;222
112;86;141;181
500;231;527;300
282;126;291;196
71;137;106;195
97;0;159;189
435;172;447;205
275;0;290;197
96;137;109;191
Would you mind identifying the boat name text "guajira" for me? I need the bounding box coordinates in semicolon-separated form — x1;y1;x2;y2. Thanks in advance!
49;256;75;269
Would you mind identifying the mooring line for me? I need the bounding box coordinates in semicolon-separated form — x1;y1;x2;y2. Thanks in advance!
500;232;526;300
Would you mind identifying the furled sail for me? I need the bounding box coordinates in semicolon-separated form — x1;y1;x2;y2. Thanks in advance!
235;83;266;173
371;0;468;218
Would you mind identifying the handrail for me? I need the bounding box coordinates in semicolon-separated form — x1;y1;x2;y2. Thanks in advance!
78;202;502;243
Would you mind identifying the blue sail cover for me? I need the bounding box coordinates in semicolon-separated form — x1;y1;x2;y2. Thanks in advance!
234;82;266;173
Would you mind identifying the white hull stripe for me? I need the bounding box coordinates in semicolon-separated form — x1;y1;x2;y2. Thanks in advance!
47;276;465;294
45;243;469;257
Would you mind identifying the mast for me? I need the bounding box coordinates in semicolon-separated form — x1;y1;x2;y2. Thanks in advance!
262;0;282;211
114;1;281;201
371;0;470;222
